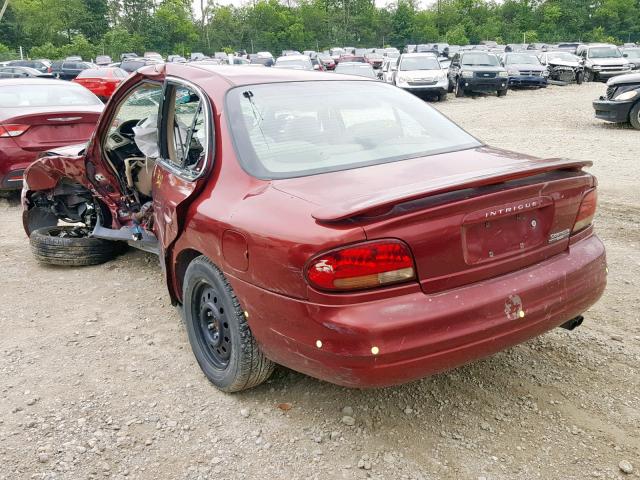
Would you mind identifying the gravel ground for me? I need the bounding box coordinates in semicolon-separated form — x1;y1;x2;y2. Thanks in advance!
1;83;639;480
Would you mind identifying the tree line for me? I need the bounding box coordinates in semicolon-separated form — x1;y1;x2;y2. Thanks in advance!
0;0;638;61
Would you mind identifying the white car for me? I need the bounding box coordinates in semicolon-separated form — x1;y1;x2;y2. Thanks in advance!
273;55;314;71
393;53;448;101
379;57;398;83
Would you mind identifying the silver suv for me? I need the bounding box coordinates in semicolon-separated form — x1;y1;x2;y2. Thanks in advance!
576;43;631;81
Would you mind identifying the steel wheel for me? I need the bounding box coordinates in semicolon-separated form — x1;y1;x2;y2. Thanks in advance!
193;283;231;369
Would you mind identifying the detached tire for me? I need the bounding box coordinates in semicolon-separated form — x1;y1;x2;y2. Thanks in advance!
183;256;274;392
30;226;119;266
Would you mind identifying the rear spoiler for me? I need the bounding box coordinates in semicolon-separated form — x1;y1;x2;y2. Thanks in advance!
312;158;591;223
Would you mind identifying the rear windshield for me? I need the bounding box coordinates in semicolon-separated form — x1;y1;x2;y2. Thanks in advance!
335;64;376;77
226;81;480;179
0;84;101;107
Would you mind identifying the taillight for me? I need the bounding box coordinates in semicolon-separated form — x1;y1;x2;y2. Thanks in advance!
305;240;416;292
572;189;597;233
0;124;30;137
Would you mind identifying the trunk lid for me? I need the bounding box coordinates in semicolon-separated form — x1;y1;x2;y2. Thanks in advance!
1;106;102;152
273;146;594;293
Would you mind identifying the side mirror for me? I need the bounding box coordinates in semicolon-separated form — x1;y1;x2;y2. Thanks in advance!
623;53;629;57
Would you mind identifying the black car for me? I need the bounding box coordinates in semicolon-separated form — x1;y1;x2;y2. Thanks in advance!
120;57;163;73
447;51;508;97
7;59;50;74
0;66;53;78
593;73;640;129
50;60;94;80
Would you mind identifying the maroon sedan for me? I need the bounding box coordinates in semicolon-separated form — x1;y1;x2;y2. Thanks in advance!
21;65;606;391
0;79;103;193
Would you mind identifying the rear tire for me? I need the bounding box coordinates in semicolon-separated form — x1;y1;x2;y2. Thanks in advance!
454;78;464;97
497;89;508;97
183;256;275;392
447;78;454;93
438;91;447;102
30;226;119;266
576;71;584;85
630;102;640;130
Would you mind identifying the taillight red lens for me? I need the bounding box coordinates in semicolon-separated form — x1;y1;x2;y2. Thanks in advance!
0;124;30;138
305;240;416;292
572;189;597;233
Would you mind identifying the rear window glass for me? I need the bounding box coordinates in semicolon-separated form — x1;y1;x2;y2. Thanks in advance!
77;69;111;78
0;84;101;107
226;81;480;179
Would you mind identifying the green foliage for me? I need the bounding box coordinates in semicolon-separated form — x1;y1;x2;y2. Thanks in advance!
0;43;14;61
1;0;639;60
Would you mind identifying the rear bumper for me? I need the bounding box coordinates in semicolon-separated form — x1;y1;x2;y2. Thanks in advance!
508;75;548;87
229;234;607;388
593;98;634;123
0;142;37;191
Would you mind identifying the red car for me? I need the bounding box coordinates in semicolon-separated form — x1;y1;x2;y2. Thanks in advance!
21;65;606;392
337;54;366;64
72;67;129;101
0;78;103;194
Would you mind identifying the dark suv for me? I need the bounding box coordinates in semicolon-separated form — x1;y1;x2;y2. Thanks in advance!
447;51;508;97
50;60;94;80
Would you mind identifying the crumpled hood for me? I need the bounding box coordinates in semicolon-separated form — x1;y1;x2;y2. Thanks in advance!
547;59;580;68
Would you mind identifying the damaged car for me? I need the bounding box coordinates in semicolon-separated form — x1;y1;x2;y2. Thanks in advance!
592;73;640;129
22;64;607;391
538;51;584;84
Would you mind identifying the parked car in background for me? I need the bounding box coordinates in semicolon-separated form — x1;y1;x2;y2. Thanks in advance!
65;56;83;62
250;53;274;67
0;79;103;193
273;55;314;71
502;52;548;88
317;54;335;70
556;43;581;53
334;62;376;78
7;59;51;74
143;52;163;61
0;66;53;78
95;55;113;66
120;57;163;74
191;52;208;61
576;44;631;81
622;48;640;70
337;54;366;64
593;73;640;129
384;47;400;58
379;56;398;83
330;47;345;61
120;53;138;61
282;50;302;56
538;51;584;83
167;55;187;63
448;51;508;97
505;44;528;53
72;67;128;101
20;65;606;392
393;53;447;101
51;60;95;80
310;56;326;71
364;52;384;69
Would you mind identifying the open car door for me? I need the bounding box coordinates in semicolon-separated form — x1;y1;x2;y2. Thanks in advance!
151;79;213;269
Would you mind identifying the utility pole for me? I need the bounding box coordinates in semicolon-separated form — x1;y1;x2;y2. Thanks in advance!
0;0;9;22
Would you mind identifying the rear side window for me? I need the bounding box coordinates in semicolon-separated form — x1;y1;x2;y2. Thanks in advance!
226;81;480;179
160;83;208;174
0;84;102;107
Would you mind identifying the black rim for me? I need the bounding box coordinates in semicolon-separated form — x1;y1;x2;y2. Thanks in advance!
193;281;231;369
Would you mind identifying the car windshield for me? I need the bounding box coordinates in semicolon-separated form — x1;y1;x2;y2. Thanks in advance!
461;52;500;66
505;54;540;65
0;83;101;107
226;81;480;179
399;56;440;70
624;49;640;58
335;64;376;78
548;52;578;62
589;47;622;59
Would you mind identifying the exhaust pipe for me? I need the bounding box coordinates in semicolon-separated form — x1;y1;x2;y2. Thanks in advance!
560;315;584;331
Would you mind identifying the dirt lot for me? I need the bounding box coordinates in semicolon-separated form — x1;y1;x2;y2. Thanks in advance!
1;83;639;480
